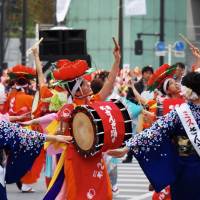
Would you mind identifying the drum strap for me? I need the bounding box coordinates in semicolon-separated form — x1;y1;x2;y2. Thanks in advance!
175;103;200;157
70;78;83;97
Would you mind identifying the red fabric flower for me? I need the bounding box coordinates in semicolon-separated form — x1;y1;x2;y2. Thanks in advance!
10;64;36;76
56;59;73;69
147;64;176;91
53;60;88;81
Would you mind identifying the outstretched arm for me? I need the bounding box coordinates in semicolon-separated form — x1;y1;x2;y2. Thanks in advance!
190;46;200;70
19;113;58;126
46;135;72;143
130;82;147;105
98;40;121;101
32;47;46;87
107;146;129;158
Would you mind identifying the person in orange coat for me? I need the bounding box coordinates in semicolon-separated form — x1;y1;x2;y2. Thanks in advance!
3;64;37;192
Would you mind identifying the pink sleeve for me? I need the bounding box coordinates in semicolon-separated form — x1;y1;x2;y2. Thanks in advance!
38;113;58;130
0;113;10;122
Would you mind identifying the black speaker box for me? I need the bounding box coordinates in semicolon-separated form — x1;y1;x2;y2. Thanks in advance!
39;29;87;60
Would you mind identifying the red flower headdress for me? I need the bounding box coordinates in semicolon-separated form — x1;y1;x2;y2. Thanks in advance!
53;60;88;81
147;64;177;91
56;59;73;69
8;64;36;80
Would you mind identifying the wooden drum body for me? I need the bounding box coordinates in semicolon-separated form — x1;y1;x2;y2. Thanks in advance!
70;99;132;157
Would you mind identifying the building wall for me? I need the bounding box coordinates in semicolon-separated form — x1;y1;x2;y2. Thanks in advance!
65;0;187;70
4;38;35;67
186;0;200;67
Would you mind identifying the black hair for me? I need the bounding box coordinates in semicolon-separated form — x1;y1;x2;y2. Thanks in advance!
16;77;30;86
142;66;154;74
182;72;200;96
94;71;109;82
159;80;170;95
175;62;185;69
61;79;82;96
91;79;104;94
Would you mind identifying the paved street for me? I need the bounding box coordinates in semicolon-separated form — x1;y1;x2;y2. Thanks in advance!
7;177;45;200
114;158;152;200
7;158;152;200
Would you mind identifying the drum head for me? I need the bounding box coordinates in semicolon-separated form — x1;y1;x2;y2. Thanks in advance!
72;112;95;151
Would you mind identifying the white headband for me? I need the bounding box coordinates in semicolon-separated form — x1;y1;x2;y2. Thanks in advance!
163;78;172;94
15;84;29;90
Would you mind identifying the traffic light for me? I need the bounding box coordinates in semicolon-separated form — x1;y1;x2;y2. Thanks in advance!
134;39;143;55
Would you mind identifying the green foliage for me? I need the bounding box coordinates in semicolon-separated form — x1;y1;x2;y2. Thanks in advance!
7;0;55;38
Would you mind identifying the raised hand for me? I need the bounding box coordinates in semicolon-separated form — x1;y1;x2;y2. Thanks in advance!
190;46;200;59
112;38;121;63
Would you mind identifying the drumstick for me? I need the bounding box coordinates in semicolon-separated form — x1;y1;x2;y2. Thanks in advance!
179;33;195;48
112;37;119;50
26;37;44;56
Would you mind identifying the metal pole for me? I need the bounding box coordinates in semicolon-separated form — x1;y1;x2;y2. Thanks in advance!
21;0;27;65
168;44;172;65
159;0;165;66
0;0;5;69
119;0;123;69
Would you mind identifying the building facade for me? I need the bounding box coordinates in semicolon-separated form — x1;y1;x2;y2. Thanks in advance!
65;0;187;70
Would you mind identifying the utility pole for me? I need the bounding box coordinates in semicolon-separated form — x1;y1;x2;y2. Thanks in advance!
0;0;5;69
21;0;27;65
159;0;165;66
119;0;123;69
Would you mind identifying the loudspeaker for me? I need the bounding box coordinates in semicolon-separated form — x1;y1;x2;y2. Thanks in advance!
39;29;87;60
134;39;143;55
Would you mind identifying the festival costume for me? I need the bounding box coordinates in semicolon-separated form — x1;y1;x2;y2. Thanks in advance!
0;116;46;200
125;64;200;200
126;102;200;200
4;65;36;117
43;60;113;200
31;60;73;187
3;65;46;186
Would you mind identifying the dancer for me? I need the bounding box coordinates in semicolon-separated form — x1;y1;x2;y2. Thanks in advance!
43;39;121;200
0;114;72;200
107;71;200;200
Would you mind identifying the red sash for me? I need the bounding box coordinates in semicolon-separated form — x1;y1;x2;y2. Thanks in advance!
163;98;185;115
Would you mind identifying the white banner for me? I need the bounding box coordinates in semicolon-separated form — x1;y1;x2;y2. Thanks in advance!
125;0;147;16
56;0;71;23
176;103;200;157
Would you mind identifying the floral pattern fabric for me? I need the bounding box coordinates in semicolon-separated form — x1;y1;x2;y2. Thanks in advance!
126;102;200;200
0;120;46;184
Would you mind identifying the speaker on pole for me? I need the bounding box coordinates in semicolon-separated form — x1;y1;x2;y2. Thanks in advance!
39;29;90;66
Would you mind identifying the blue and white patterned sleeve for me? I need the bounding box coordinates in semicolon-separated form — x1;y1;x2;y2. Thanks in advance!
126;109;180;156
0;120;47;183
0;120;46;151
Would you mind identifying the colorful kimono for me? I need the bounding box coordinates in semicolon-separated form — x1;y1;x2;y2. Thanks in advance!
0;120;46;200
126;102;200;200
44;94;113;200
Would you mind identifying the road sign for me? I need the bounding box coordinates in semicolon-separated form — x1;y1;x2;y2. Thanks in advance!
173;41;185;57
155;41;166;56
